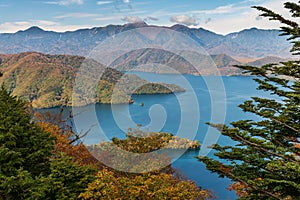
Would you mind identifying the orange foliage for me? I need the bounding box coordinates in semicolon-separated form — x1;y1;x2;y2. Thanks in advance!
295;143;300;157
228;182;248;198
79;169;211;200
38;122;100;167
218;164;233;174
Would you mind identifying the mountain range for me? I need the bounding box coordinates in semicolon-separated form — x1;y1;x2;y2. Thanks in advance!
0;22;292;59
0;23;294;108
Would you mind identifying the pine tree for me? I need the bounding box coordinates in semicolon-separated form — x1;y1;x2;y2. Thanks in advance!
0;86;54;177
34;154;96;200
0;87;95;199
198;2;300;199
0;87;54;199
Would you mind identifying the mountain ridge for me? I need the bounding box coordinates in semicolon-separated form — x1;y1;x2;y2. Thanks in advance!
0;23;292;58
3;24;280;36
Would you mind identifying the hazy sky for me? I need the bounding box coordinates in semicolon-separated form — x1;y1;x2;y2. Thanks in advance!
0;0;296;34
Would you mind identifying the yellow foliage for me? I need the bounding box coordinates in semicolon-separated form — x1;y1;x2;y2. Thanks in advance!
79;169;210;200
228;182;248;198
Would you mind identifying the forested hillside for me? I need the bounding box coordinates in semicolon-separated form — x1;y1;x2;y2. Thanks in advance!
0;52;184;108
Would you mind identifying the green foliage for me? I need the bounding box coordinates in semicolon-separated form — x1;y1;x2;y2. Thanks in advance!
134;83;185;95
198;2;300;199
34;154;96;200
0;168;37;200
0;87;96;200
0;86;53;177
1;155;96;200
0;86;52;199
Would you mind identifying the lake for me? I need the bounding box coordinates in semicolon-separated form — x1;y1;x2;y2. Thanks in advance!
43;73;267;199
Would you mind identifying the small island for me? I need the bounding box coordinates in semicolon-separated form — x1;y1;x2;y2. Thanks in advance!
88;131;200;153
87;130;200;172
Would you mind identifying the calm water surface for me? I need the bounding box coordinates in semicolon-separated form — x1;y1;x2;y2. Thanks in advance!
43;73;267;199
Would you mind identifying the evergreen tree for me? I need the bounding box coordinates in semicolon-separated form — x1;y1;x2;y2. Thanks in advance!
34;154;96;200
0;87;54;177
0;87;54;199
198;2;300;199
0;87;95;199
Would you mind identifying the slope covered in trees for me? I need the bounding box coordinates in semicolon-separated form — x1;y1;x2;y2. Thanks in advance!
0;52;184;108
0;87;210;199
0;87;96;199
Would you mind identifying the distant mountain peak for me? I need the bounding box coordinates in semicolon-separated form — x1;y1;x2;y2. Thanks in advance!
170;24;189;30
249;27;258;30
239;27;278;33
124;21;148;28
19;26;45;34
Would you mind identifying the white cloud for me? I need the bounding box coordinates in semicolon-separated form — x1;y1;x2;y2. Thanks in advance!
191;4;248;15
200;0;298;34
35;20;59;26
170;15;198;26
55;13;98;19
99;15;158;24
59;0;84;5
124;10;147;15
242;0;264;3
13;21;31;26
122;16;144;23
94;16;122;21
259;0;298;17
2;0;297;35
96;1;113;5
45;0;84;6
0;21;50;33
256;16;263;20
205;18;212;24
146;16;159;21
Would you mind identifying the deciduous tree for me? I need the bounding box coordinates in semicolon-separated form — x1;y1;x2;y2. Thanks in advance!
79;169;210;200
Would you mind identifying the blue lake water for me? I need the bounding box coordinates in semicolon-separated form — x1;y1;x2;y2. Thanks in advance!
43;73;268;199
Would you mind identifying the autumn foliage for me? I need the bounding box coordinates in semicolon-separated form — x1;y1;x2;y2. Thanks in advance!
79;169;210;200
32;113;212;199
38;122;99;167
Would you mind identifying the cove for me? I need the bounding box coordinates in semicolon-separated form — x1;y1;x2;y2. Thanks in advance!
41;73;269;199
